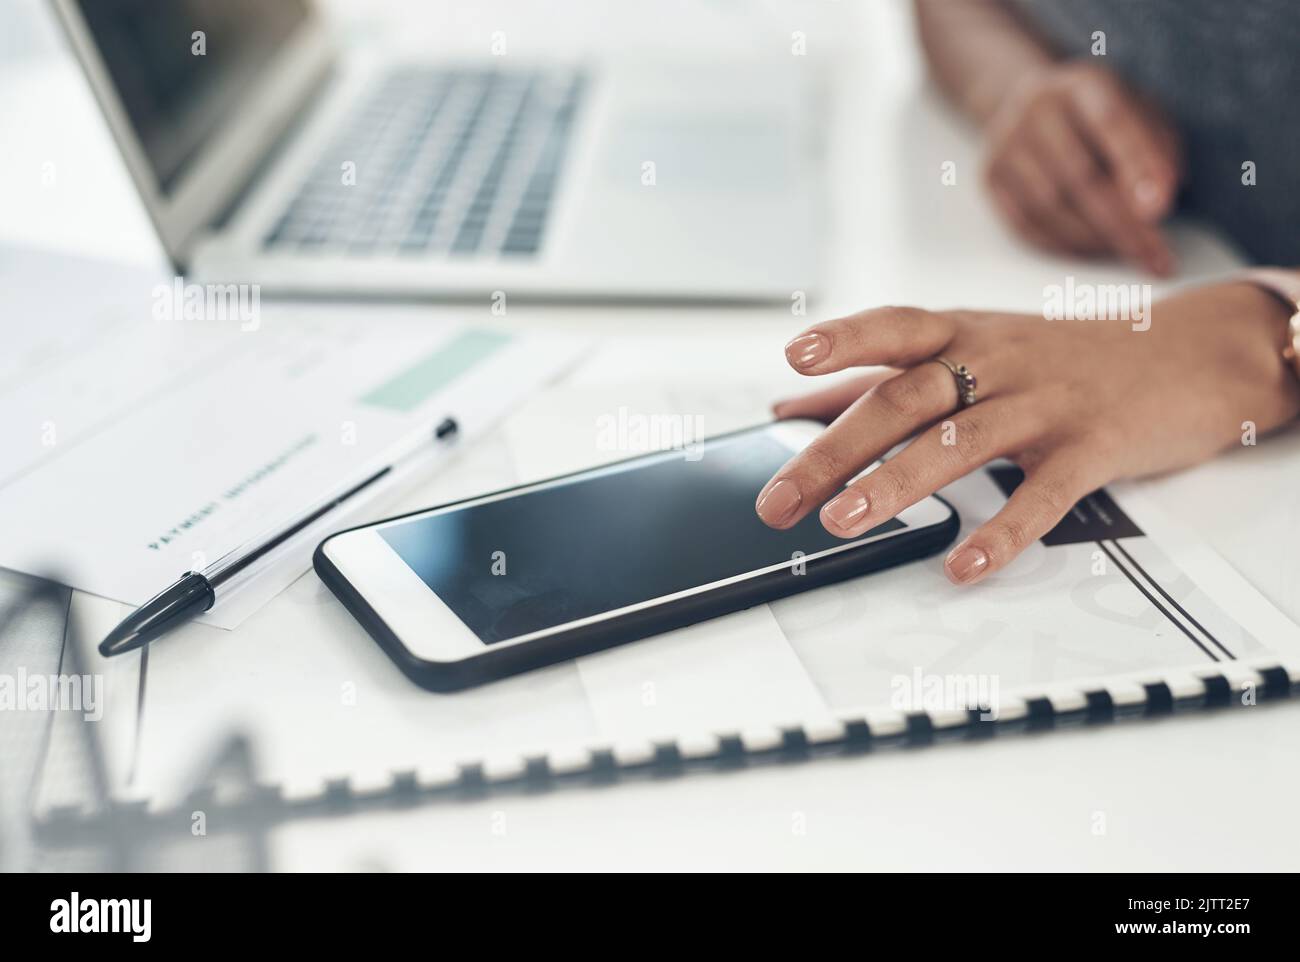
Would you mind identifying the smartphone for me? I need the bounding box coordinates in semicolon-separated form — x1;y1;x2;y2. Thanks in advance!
315;420;959;691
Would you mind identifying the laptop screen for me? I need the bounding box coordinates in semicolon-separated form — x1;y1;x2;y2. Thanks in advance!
75;0;311;194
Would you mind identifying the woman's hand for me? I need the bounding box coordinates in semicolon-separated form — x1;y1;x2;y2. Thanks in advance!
755;282;1300;585
983;61;1184;276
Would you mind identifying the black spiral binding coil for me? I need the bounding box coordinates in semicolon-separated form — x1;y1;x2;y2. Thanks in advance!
4;575;1297;871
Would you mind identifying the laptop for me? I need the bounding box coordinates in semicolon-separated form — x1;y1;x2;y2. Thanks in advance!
51;0;819;301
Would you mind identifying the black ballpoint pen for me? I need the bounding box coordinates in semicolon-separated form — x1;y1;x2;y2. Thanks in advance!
98;416;460;657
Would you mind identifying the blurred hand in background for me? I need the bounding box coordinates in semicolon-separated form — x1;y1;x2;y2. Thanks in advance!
914;0;1182;275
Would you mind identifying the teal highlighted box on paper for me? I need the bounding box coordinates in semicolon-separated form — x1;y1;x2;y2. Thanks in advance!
360;329;513;412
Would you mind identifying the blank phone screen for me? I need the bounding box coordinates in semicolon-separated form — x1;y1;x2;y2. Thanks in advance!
380;431;903;644
76;0;310;192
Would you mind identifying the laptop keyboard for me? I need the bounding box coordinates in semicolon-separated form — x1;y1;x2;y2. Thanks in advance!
263;66;585;257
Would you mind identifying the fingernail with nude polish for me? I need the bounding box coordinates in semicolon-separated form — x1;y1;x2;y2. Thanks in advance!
756;479;802;527
821;491;870;537
946;545;989;584
785;332;830;370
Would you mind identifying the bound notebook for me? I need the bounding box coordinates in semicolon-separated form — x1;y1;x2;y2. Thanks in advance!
21;452;1300;867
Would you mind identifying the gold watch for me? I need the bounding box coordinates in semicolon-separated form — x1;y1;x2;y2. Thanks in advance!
1242;268;1300;381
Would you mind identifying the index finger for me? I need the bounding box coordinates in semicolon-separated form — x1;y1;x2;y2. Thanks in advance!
1069;80;1180;223
755;362;958;529
1069;172;1175;276
784;306;956;376
1031;109;1173;274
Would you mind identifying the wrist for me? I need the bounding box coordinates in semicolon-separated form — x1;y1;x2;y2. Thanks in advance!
971;58;1055;128
1238;268;1300;383
1219;279;1300;427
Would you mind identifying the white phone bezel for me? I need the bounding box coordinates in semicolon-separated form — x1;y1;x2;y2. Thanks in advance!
320;421;954;664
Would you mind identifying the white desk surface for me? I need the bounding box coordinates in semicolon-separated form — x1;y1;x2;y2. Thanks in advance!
4;0;1299;870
